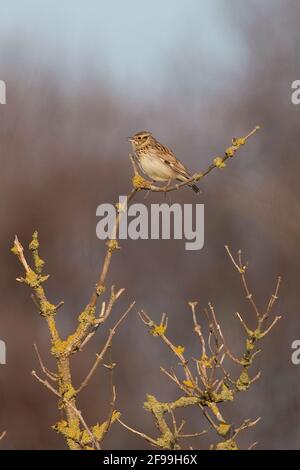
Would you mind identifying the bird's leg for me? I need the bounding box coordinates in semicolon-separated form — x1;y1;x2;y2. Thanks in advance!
143;179;157;199
164;178;172;198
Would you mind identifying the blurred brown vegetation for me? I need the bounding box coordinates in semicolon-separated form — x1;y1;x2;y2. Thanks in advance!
1;0;300;449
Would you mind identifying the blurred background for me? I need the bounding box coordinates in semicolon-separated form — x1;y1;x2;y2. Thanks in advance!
0;0;299;450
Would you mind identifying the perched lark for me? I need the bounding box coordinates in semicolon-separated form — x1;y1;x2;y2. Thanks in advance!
128;131;200;194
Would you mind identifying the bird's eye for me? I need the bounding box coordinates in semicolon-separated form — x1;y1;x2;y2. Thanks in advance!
138;136;141;140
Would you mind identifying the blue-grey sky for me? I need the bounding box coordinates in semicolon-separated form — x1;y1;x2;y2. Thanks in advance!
1;0;243;94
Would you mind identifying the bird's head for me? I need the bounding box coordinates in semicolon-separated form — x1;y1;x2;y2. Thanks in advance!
128;131;153;150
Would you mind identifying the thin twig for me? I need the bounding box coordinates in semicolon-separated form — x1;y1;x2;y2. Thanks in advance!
260;316;282;337
98;348;117;444
208;302;242;365
117;418;158;446
235;312;252;336
233;417;261;439
248;441;258;450
34;343;57;381
179;427;211;438
264;276;282;320
76;302;135;394
32;370;60;397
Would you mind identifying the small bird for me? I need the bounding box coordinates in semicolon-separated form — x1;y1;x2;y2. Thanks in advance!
128;131;200;194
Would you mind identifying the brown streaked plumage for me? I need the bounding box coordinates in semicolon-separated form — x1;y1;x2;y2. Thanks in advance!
128;131;200;194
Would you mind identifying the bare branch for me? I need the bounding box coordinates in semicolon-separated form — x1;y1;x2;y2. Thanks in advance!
264;276;282;320
233;417;261;439
225;246;261;318
248;441;258;450
179;427;211;439
12;236;31;274
34;344;57;382
189;302;206;357
260;316;282;338
235;311;252;336
76;301;135;394
117;418;158;446
208;302;242;365
32;370;60;397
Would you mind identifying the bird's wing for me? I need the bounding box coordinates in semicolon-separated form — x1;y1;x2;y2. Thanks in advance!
156;142;191;179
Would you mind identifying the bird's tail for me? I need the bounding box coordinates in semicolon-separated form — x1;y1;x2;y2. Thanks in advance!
176;175;200;194
190;183;200;194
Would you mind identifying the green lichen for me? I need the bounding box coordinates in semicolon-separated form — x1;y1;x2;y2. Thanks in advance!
214;383;234;402
78;306;96;324
96;285;106;296
215;439;238;450
156;432;179;450
24;270;49;289
252;329;262;339
132;174;151;189
33;255;45;274
57;383;76;410
225;147;235;157
11;245;19;255
51;339;68;356
62;383;76;401
169;396;200;409
29;231;40;251
56;306;97;353
106;239;120;251
217;422;231;437
151;324;167;336
89;411;120;444
246;338;255;351
40;299;56;317
53;418;81;444
144;394;159;412
29;231;45;274
25;270;39;287
236;369;250;391
232;137;245;147
213;157;226;168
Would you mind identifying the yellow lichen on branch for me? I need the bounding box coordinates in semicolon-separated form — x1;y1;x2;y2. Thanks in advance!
129;125;260;192
119;246;282;450
11;232;133;449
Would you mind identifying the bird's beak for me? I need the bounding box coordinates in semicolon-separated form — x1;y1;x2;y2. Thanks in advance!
127;136;134;142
